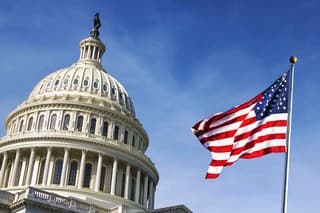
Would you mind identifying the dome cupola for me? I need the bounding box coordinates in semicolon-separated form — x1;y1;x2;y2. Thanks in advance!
79;13;106;63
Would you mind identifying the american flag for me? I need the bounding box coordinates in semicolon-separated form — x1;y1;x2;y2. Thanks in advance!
192;71;290;179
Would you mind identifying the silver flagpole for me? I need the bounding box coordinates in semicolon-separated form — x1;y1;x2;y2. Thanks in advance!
282;56;297;213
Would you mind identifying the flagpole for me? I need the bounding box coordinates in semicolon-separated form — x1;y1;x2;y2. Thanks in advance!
282;56;297;213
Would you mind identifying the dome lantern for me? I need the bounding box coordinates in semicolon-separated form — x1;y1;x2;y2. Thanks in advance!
79;13;106;63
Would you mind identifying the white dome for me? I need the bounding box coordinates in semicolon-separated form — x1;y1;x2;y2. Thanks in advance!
28;37;136;117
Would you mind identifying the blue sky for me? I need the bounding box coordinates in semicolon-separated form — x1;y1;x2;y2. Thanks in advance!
0;1;319;212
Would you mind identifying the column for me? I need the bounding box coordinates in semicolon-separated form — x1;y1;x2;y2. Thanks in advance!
94;153;103;192
19;159;27;186
25;148;35;185
92;46;97;60
78;150;86;189
110;158;118;195
134;169;141;203
124;164;131;199
60;148;69;187
143;175;149;207
42;147;52;186
10;149;20;186
148;181;154;210
0;152;8;187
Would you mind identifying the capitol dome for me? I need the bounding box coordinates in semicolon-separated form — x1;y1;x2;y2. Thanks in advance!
0;14;158;212
28;36;136;117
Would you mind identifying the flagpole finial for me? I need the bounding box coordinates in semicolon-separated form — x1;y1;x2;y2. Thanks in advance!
289;56;298;64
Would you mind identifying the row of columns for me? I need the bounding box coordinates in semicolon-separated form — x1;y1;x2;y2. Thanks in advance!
0;148;155;209
80;44;102;62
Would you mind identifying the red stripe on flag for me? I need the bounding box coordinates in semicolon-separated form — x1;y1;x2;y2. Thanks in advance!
192;94;262;132
231;133;286;155
208;145;234;153
206;173;220;179
210;159;228;167
240;146;286;159
195;114;248;137
200;130;237;144
234;120;287;142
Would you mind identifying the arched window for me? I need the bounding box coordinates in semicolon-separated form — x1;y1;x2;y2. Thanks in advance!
63;114;70;130
52;159;63;184
83;163;92;188
124;130;128;144
102;121;108;137
76;116;83;131
38;115;45;130
27;117;33;131
49;114;57;129
19;120;24;132
89;118;96;134
113;125;119;140
99;166;106;191
4;163;12;187
68;161;78;186
37;159;46;184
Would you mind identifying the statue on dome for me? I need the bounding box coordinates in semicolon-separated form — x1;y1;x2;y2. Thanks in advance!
90;12;101;39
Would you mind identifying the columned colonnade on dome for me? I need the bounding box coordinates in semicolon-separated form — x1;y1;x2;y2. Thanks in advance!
0;147;155;209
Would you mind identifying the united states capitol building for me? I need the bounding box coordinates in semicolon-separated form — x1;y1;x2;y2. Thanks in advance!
0;14;191;213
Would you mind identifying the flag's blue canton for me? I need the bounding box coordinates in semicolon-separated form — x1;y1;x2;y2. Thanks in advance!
254;71;290;120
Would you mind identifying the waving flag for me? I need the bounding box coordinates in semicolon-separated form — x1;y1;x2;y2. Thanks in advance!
192;71;290;179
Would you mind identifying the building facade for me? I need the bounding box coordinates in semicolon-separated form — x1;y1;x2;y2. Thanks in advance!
0;15;160;213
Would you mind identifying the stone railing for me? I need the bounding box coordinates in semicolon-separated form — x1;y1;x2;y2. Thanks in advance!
14;187;104;212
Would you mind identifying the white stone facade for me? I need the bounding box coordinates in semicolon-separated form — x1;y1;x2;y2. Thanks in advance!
0;24;158;212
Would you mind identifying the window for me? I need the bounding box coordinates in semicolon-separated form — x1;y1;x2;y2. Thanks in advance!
4;163;12;187
111;88;116;96
89;118;96;134
37;159;46;184
139;180;144;204
38;115;45;130
49;114;57;129
68;161;78;186
52;159;63;184
14;161;23;186
121;172;126;197
83;163;92;188
103;84;107;92
93;81;99;89
76;116;83;131
132;135;135;147
113;125;119;140
102;121;108;137
73;79;79;85
19;120;24;132
54;79;60;86
83;79;89;87
64;79;68;85
27;117;33;131
99;166;106;191
129;176;136;201
124;130;128;144
63;114;70;130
